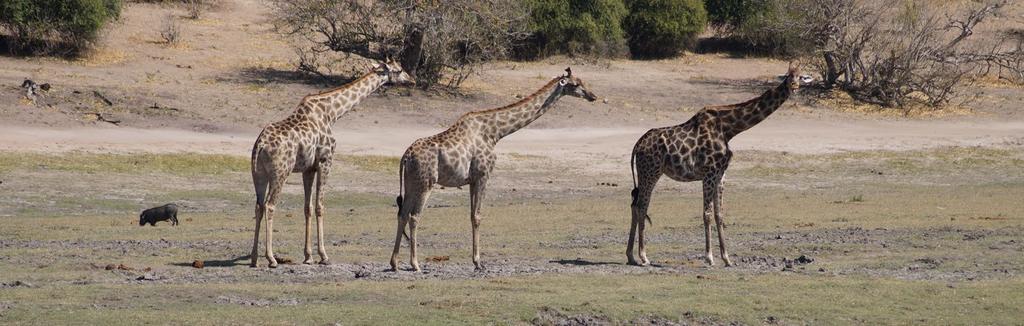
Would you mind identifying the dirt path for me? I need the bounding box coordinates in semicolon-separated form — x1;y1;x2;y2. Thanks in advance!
3;117;1022;156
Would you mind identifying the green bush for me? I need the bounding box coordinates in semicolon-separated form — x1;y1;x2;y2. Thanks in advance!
704;0;769;29
623;0;707;59
518;0;629;59
731;2;808;57
0;0;122;55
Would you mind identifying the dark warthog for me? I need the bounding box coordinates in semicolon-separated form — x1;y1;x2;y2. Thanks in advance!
139;203;179;226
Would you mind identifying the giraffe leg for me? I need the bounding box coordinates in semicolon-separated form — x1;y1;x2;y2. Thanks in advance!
407;189;431;272
626;202;640;266
301;171;315;265
315;167;331;265
469;177;488;271
408;215;421;272
633;176;657;266
637;212;649;266
714;177;732;267
250;174;270;267
263;175;286;269
250;202;263;267
391;186;428;272
389;212;410;272
702;178;716;266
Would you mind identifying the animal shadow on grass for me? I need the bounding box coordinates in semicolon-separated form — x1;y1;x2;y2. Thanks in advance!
551;258;666;268
171;255;249;268
551;258;650;267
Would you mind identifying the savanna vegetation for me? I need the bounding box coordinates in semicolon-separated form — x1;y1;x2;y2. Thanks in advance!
0;0;122;55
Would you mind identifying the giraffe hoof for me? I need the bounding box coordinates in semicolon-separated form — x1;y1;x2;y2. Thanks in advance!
249;262;258;268
318;259;331;266
474;263;486;272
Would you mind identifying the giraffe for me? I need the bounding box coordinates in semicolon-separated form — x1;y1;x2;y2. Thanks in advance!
249;58;413;268
626;66;801;267
390;68;597;272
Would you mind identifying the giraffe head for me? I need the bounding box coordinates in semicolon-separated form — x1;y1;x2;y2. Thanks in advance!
557;67;597;102
375;57;415;86
784;64;801;91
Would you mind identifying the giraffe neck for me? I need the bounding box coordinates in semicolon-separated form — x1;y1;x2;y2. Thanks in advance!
719;79;793;139
301;71;387;124
471;78;564;142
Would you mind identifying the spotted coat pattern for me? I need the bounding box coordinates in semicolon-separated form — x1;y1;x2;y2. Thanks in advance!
390;69;597;272
627;67;801;267
249;60;412;268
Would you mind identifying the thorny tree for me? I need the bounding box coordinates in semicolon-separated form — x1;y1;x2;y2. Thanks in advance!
269;0;529;89
766;0;1021;108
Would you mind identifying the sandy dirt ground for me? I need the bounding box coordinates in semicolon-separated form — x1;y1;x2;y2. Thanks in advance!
2;117;1024;157
1;0;1023;324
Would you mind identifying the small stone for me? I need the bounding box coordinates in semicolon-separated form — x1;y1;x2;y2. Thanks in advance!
794;255;814;264
5;280;34;288
191;260;204;269
354;270;371;278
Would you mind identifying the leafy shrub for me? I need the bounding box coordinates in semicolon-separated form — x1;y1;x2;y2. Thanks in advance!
704;0;770;29
0;0;122;55
623;0;707;59
271;0;528;89
730;1;807;56
519;0;630;59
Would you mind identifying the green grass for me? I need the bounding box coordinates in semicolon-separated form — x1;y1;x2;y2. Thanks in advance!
0;152;248;175
337;154;401;174
1;147;1023;324
0;152;412;176
733;146;1024;178
0;272;1020;324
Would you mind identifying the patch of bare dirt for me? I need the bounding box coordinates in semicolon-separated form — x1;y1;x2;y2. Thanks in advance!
214;295;299;307
531;306;730;326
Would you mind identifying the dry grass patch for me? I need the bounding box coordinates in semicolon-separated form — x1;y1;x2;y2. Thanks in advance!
814;89;976;118
336;154;400;174
0;152;247;175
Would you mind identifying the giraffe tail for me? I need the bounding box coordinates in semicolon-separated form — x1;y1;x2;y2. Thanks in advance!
629;141;651;226
630;142;639;207
251;140;267;220
396;155;405;210
396;155;410;242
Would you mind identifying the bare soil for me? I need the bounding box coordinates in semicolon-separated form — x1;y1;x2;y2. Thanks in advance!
1;0;1023;324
